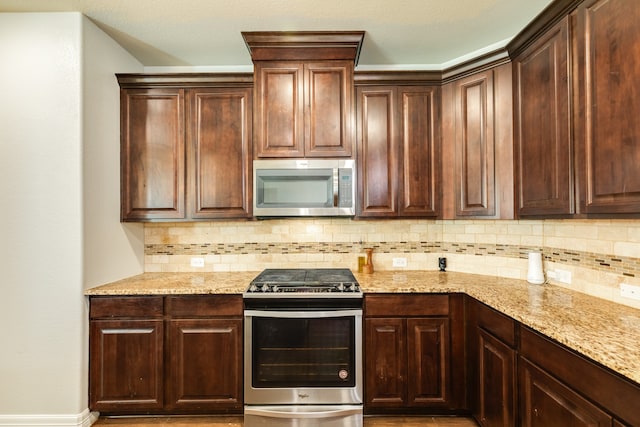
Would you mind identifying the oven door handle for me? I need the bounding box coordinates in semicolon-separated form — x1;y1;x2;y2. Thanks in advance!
244;405;362;419
244;309;362;318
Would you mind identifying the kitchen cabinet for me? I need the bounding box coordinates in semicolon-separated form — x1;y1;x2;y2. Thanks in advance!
243;31;364;159
514;0;640;217
519;326;640;426
253;60;354;158
513;16;573;216
364;294;464;414
356;84;440;218
186;88;252;219
467;299;517;427
441;64;514;219
165;296;243;412
519;358;611;427
89;294;243;415
120;88;186;220
89;296;164;413
118;75;253;221
574;0;640;214
466;298;640;426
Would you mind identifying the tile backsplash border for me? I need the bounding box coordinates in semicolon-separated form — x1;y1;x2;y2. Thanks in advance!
143;218;640;309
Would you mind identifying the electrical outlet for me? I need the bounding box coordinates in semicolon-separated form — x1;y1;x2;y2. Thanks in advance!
556;269;572;284
620;283;640;301
392;257;408;267
190;257;205;268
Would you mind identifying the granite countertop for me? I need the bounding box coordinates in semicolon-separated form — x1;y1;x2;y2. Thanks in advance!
86;270;640;386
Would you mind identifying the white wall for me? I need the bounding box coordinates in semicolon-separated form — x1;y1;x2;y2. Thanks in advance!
0;12;143;425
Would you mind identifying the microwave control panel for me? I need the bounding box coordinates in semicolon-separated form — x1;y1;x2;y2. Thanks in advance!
338;168;353;207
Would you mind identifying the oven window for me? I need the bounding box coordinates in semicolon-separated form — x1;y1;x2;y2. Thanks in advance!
252;316;356;388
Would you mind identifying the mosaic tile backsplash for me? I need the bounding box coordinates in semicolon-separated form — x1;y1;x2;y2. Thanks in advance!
144;218;640;309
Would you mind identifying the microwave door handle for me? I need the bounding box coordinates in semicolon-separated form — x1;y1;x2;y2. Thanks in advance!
333;167;339;206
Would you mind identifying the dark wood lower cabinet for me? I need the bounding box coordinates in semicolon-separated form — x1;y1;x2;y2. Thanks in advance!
519;358;611;427
89;295;243;415
477;329;515;427
90;318;164;412
469;298;639;427
165;318;242;412
364;294;461;414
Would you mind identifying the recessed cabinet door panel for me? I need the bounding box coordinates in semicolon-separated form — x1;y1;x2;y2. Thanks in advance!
166;319;243;412
121;89;185;220
576;0;640;213
455;73;495;217
514;17;572;216
365;318;407;406
478;328;516;427
255;62;305;157
407;318;449;406
89;319;164;411
399;87;439;217
357;87;398;216
187;88;252;218
519;358;611;427
306;62;353;157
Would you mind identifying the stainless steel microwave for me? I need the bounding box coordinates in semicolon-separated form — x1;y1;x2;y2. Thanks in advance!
253;159;355;217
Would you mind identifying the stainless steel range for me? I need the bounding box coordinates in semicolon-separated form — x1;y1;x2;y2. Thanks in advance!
243;268;363;427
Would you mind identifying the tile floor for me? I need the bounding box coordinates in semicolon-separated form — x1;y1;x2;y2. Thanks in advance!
94;415;479;426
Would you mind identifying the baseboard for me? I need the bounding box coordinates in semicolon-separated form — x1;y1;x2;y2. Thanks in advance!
0;408;99;427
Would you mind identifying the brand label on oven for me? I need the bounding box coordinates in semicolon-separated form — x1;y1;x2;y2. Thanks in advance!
339;369;349;380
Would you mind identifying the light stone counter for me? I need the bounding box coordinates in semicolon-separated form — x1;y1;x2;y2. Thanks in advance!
86;270;640;386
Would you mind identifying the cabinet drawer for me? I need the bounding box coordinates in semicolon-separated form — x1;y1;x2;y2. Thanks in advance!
365;294;449;317
476;300;516;347
166;295;242;317
90;296;163;319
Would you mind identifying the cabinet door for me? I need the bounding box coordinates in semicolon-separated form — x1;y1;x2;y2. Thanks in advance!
305;61;353;157
454;72;496;217
187;88;252;218
357;87;398;217
254;62;305;157
166;318;243;412
407;318;449;406
575;0;640;214
398;86;440;217
89;319;164;412
364;318;407;407
519;358;611;427
121;88;185;220
514;17;573;216
477;329;516;427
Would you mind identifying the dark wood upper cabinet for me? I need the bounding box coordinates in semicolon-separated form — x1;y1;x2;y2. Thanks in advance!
513;16;573;216
186;88;252;219
253;61;353;157
118;74;253;221
244;31;363;158
357;86;398;216
357;84;440;218
574;0;640;214
441;63;514;219
121;88;185;221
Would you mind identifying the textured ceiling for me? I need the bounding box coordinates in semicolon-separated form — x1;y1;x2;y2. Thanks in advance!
0;0;553;69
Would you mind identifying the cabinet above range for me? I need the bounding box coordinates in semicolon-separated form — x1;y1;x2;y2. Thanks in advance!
242;31;364;158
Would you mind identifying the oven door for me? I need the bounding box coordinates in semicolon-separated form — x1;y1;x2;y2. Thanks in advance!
244;309;363;405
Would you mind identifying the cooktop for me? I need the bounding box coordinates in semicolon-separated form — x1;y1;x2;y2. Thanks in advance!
244;268;361;297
